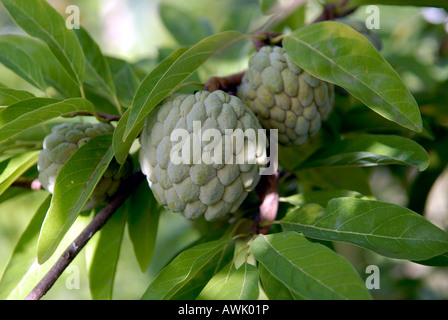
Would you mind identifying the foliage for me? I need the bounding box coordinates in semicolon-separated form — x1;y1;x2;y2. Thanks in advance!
0;0;448;300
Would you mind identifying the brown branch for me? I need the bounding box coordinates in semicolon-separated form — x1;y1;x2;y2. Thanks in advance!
63;111;121;122
313;0;356;23
252;31;283;51
25;169;145;300
254;172;279;235
12;178;43;190
203;71;245;96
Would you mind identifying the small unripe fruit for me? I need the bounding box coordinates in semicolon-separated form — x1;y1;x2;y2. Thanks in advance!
37;122;132;211
237;45;335;146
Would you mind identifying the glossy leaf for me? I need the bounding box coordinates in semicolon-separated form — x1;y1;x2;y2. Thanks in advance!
112;47;187;163
106;57;140;108
37;134;114;264
281;189;366;208
0;195;50;299
251;231;371;300
0;36;46;90
296;134;429;171
74;28;116;100
0;205;90;299
197;261;259;300
1;0;85;85
159;3;213;46
141;238;235;300
0;35;80;97
0;151;39;196
280;198;448;261
0;88;35;106
115;31;245;163
258;264;304;300
283;21;422;133
88;206;126;300
0;98;94;143
127;181;161;272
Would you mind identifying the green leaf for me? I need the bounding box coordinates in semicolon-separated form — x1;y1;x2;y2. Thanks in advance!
112;47;187;163
350;0;448;9
197;261;259;300
0;194;50;299
259;0;277;14
296;134;429;171
0;88;35;106
106;57;140;109
159;3;214;46
0;35;80;97
74;28;116;100
127;180;161;272
0;98;95;143
37;133;114;264
141;238;235;300
88;205;126;300
1;0;85;86
0;151;39;197
281;189;366;208
251;231;371;300
280;198;448;261
116;31;246;163
258;264;304;300
283;21;422;133
0;36;46;91
413;252;448;267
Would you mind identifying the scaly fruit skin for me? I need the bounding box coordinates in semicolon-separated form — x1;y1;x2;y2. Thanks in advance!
139;90;267;221
37;122;132;211
237;45;335;146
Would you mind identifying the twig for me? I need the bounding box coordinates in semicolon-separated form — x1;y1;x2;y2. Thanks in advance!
12;178;43;190
254;172;279;235
252;31;283;51
25;169;145;300
203;71;245;96
62;111;121;122
313;0;356;23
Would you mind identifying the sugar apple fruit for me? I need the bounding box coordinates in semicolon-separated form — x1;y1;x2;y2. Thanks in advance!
139;90;268;221
37;122;132;211
237;45;335;146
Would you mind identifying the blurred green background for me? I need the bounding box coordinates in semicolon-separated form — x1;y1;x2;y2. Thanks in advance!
1;0;448;300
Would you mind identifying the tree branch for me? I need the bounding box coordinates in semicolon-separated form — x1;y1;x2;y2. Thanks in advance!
62;111;121;122
25;169;145;300
252;31;283;51
203;71;245;96
254;172;279;235
12;178;43;190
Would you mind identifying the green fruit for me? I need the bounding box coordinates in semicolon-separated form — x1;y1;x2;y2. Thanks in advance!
237;45;335;146
138;90;268;221
37;122;132;211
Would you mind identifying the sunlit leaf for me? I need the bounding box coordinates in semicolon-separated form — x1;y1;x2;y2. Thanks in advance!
280;198;448;261
283;21;422;132
141;238;235;300
37;134;114;264
1;0;85;86
251;231;371;300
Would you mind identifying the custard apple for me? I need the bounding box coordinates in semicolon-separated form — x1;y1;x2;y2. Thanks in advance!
336;18;383;51
37;122;132;211
237;45;335;146
138;90;268;221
